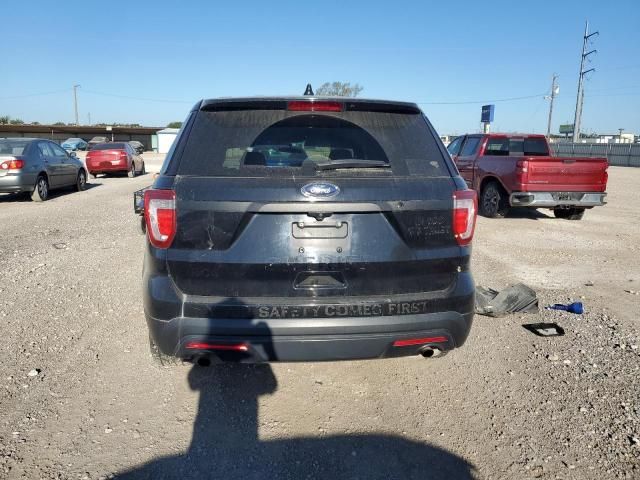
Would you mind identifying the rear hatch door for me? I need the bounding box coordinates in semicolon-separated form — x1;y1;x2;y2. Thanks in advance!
164;101;464;303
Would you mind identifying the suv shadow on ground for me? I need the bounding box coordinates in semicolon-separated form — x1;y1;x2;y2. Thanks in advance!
116;320;477;479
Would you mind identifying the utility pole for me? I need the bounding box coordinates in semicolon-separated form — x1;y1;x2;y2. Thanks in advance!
73;84;80;125
572;21;598;142
546;74;559;138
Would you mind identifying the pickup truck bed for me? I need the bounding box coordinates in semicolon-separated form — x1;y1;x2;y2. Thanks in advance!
447;134;608;220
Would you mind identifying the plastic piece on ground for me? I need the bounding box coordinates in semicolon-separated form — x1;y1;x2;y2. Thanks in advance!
475;283;539;317
522;323;565;337
545;302;584;314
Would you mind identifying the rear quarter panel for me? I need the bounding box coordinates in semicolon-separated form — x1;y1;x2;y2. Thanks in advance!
474;154;519;193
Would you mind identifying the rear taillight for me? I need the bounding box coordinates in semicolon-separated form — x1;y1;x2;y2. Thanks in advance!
453;190;477;246
516;159;529;182
0;158;24;170
516;160;528;172
119;151;128;160
185;342;249;352
287;101;343;112
144;189;176;249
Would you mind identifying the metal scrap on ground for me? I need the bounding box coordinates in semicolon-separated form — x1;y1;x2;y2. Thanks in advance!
475;283;539;317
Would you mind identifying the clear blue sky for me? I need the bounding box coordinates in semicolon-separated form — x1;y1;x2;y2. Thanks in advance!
1;0;639;135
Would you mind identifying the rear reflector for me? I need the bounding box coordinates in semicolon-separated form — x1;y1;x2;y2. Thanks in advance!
393;336;448;347
185;342;249;352
287;101;343;112
452;190;477;246
0;158;24;170
144;189;176;249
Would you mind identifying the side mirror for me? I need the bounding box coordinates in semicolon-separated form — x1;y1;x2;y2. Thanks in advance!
69;151;78;158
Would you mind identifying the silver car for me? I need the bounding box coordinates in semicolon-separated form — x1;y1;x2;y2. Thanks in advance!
0;138;87;201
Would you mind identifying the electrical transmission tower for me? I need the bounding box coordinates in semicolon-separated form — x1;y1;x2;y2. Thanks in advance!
572;21;598;142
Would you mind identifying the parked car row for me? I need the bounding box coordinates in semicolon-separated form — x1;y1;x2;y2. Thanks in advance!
0;138;87;201
60;137;146;154
0;138;147;201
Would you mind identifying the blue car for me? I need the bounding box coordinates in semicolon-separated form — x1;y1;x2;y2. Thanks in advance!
61;138;88;151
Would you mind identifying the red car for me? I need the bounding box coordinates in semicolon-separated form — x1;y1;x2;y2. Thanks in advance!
447;133;608;220
86;142;145;178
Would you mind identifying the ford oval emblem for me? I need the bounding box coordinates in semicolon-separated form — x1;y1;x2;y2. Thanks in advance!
300;182;340;199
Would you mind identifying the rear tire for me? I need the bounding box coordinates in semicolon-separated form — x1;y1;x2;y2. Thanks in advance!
149;334;180;367
128;163;136;178
554;207;585;220
480;181;508;218
31;175;49;202
75;170;87;191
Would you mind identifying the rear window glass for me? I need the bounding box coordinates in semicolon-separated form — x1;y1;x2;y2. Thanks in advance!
92;143;125;150
509;138;549;156
0;140;30;156
484;138;509;156
176;110;448;177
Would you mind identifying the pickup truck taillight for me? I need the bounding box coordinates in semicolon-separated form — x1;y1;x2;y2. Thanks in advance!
0;158;24;170
453;190;477;246
516;159;529;182
144;189;176;249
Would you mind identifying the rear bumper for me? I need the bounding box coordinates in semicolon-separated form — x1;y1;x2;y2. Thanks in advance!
87;163;127;173
510;191;607;208
144;270;475;362
0;174;36;193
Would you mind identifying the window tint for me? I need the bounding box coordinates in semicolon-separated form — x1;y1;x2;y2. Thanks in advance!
178;110;448;177
460;137;481;156
484;138;509;156
0;140;30;155
447;136;464;156
523;138;549;156
37;142;54;158
92;143;126;150
50;143;69;159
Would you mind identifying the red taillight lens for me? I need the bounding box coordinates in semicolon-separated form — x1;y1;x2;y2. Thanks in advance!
516;160;528;172
287;101;343;112
119;151;128;159
185;342;249;352
393;336;448;347
144;189;176;249
453;190;477;246
0;158;24;170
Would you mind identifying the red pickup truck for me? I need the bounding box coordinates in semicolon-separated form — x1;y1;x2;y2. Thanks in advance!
447;134;608;220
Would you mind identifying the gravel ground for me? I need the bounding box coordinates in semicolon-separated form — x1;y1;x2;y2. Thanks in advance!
0;166;638;480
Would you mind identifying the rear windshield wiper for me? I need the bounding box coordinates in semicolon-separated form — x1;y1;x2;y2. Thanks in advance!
312;159;390;171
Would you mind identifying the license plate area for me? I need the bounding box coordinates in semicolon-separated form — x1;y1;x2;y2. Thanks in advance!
290;217;351;261
292;221;348;239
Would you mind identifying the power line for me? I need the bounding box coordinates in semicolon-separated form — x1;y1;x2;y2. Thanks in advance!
81;89;193;104
0;88;71;100
417;92;546;105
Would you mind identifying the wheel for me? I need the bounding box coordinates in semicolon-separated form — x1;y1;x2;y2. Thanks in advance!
149;333;180;367
479;181;508;218
141;162;146;175
554;208;585;220
75;170;87;191
128;162;136;178
31;175;49;202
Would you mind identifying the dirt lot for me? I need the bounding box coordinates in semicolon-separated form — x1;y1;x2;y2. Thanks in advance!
0;166;638;480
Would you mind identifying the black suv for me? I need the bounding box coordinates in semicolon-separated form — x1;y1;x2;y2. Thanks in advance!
142;97;477;364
